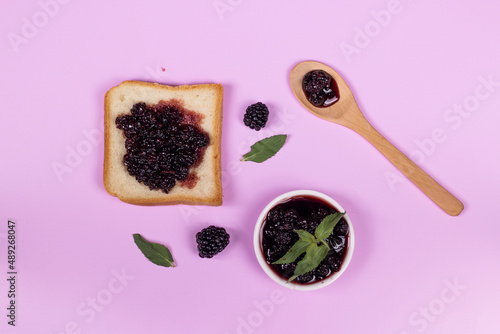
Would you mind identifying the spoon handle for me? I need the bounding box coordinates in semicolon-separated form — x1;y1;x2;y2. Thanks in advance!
353;119;464;216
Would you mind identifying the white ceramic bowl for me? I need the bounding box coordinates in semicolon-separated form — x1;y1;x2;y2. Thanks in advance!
253;190;355;291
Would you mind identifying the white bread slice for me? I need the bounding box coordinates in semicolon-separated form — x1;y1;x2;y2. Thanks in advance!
104;81;223;206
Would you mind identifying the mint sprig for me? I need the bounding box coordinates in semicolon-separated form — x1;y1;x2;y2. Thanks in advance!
133;234;176;268
273;212;346;282
241;134;287;163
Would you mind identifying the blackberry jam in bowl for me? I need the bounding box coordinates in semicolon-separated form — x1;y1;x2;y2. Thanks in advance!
253;190;354;291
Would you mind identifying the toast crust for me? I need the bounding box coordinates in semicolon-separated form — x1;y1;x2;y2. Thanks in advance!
104;81;223;206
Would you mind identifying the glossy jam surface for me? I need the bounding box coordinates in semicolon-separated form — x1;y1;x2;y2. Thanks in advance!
261;195;349;284
302;70;339;108
115;100;209;193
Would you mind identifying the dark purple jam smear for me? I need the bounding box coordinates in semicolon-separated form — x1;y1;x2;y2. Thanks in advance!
302;70;339;108
115;100;209;194
261;195;349;284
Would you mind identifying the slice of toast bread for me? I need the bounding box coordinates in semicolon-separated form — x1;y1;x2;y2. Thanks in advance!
104;81;223;206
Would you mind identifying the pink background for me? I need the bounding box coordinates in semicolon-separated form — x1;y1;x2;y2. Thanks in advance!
2;0;500;333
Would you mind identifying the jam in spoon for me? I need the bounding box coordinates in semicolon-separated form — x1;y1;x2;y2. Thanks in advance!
290;60;464;216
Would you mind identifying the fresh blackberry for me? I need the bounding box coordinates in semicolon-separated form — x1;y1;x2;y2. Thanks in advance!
196;226;230;258
243;102;269;131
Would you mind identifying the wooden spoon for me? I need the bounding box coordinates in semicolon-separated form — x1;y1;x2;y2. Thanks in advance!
290;60;464;216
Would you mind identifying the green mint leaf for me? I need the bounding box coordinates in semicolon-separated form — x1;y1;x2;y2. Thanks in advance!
241;134;287;163
133;234;176;268
273;239;311;264
314;212;346;241
288;243;329;282
295;229;315;243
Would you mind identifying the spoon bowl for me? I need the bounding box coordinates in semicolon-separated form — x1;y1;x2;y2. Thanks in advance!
290;60;464;216
291;61;359;126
